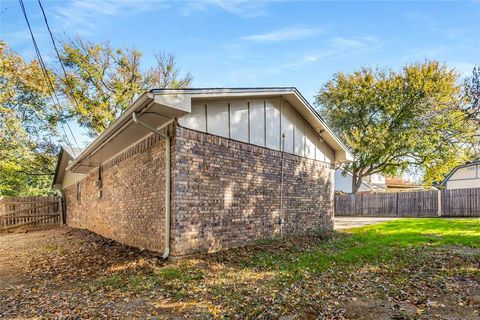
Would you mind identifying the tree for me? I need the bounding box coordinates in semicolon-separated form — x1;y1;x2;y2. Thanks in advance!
464;66;479;122
0;41;58;196
464;67;480;155
315;61;477;193
57;37;193;135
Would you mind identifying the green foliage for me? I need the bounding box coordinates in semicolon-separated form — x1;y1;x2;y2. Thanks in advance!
463;66;480;155
57;37;193;135
315;61;478;191
464;66;480;123
0;41;58;196
1;37;192;195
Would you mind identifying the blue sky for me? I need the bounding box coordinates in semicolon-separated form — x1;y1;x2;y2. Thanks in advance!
1;0;479;145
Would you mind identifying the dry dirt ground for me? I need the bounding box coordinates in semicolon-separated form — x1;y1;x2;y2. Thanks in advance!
0;222;479;319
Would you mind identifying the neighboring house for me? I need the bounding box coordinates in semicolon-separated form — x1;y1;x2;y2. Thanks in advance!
438;161;480;190
365;173;387;190
384;177;423;192
334;169;374;193
52;146;85;192
334;169;386;194
53;87;352;259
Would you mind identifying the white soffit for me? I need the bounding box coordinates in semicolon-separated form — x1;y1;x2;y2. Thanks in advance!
68;92;191;173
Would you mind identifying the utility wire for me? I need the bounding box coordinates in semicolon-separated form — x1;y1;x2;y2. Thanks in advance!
37;0;68;77
36;0;82;155
18;0;80;156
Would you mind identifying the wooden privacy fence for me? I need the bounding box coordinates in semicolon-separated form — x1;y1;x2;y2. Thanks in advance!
442;188;480;217
0;196;63;231
335;187;480;217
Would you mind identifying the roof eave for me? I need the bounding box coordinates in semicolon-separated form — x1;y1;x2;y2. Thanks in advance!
66;92;155;172
67;87;354;172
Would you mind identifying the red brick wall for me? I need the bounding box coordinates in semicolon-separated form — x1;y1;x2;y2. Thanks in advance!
170;126;334;256
64;134;166;252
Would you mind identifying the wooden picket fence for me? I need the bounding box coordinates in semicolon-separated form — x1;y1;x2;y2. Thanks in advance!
0;196;63;231
335;187;480;217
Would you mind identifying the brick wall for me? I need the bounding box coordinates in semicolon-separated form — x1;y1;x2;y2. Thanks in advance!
64;124;335;257
170;126;334;257
64;134;167;252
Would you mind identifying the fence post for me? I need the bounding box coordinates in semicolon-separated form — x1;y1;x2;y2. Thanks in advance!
58;197;64;225
437;189;442;217
395;193;399;217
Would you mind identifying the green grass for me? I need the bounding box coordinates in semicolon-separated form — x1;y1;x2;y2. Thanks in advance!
246;218;480;276
94;262;206;295
88;218;479;318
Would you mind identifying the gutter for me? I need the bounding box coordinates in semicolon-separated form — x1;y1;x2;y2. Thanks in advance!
67;92;154;172
132;111;173;259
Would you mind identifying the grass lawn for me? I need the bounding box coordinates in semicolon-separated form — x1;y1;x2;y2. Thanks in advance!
1;218;479;319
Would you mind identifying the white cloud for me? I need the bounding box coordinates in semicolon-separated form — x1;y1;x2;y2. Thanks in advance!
52;0;166;34
330;36;378;50
261;35;380;74
181;0;270;18
241;26;324;42
265;53;325;74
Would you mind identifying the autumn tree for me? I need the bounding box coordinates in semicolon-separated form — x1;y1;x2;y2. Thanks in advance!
57;37;193;135
315;61;477;193
464;67;479;122
0;41;58;196
464;67;480;155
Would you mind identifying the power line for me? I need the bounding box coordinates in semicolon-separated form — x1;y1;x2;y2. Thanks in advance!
37;0;68;77
36;0;82;154
18;0;80;156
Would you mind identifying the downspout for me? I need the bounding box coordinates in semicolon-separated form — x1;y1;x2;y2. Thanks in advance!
132;111;173;259
280;133;286;238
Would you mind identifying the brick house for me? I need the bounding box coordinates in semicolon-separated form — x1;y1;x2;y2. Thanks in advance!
53;88;352;259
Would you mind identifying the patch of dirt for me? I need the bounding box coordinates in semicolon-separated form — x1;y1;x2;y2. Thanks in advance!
1;228;479;319
0;228;174;319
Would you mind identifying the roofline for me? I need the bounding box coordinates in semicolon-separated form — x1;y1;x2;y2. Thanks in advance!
67;88;353;172
150;87;352;158
52;147;65;187
291;87;353;158
149;87;298;93
66;92;154;172
438;160;480;186
386;184;423;188
52;146;79;187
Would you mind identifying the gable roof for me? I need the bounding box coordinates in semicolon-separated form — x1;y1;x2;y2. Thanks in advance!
67;87;353;173
438;160;480;187
52;146;84;186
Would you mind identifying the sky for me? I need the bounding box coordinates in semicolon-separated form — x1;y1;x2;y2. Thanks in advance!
1;0;480;146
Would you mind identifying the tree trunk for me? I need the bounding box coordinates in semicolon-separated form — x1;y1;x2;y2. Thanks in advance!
351;172;364;194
